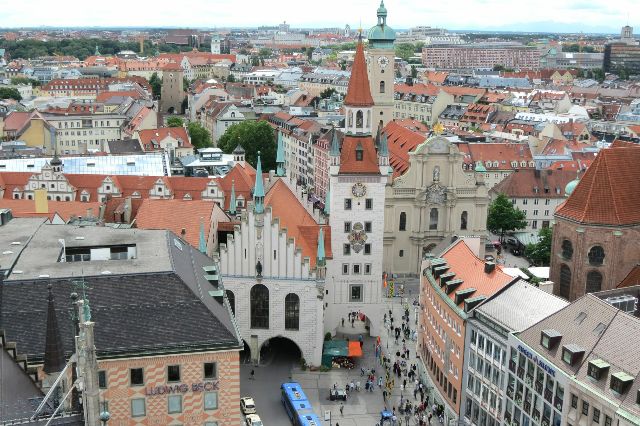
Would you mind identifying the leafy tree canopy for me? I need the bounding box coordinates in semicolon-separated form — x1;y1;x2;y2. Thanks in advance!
218;120;276;170
487;193;527;241
525;227;552;266
0;87;22;101
166;117;184;128
187;122;212;150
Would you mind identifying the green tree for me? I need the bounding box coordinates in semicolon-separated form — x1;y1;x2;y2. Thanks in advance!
10;76;40;86
487;193;527;243
148;72;162;99
563;43;581;52
226;74;236;83
0;87;22;101
493;64;505;72
167;117;184;127
592;68;605;83
218;120;276;170
411;65;418;79
525;227;552;266
187;122;212;149
320;88;337;99
258;48;272;59
395;43;415;61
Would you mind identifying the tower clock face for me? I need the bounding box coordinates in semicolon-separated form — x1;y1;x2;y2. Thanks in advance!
352;182;367;197
378;56;390;68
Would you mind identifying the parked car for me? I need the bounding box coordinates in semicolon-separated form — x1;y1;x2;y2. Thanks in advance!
484;255;495;262
245;414;263;426
506;237;518;246
330;389;347;401
241;397;257;415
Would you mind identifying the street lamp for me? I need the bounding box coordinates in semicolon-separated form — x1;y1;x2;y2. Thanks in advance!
99;410;110;426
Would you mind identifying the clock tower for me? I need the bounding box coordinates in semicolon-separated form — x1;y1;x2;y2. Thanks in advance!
325;37;390;338
367;0;396;129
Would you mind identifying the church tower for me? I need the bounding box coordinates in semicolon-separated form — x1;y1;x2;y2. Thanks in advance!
367;0;396;129
325;37;388;338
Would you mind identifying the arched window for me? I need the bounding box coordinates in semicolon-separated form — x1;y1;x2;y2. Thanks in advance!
461;211;468;230
356;110;363;128
250;284;269;329
429;208;438;230
561;239;573;260
559;264;571;300
399;212;407;231
588;246;605;266
586;271;603;294
284;293;300;330
380;81;385;93
226;290;235;316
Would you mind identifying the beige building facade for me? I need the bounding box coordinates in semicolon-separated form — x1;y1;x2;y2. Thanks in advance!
383;136;489;276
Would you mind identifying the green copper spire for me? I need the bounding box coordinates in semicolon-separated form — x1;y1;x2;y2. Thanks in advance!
317;227;325;266
379;131;389;157
330;128;340;157
229;179;237;215
253;151;265;214
199;217;207;253
276;132;285;176
324;187;330;215
95;45;100;56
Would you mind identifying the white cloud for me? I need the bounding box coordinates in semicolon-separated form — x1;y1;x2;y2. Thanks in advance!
1;0;637;33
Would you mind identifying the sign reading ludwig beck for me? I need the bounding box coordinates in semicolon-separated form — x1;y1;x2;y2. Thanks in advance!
145;381;219;396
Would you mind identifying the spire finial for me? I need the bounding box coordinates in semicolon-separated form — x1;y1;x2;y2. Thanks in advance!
253;151;265;214
198;217;207;253
317;227;326;266
43;282;66;374
276;132;285;176
229;178;237;215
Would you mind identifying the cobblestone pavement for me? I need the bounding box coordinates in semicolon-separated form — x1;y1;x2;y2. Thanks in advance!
241;278;427;426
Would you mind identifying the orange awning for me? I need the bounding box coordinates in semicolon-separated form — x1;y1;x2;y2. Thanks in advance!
348;341;363;357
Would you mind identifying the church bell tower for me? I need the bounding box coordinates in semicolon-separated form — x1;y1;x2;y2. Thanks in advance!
367;0;396;129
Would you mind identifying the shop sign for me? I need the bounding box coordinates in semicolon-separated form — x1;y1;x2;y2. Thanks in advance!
145;381;219;396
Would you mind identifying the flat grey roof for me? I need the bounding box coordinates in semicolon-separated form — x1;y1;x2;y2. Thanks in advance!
5;223;172;281
476;280;569;332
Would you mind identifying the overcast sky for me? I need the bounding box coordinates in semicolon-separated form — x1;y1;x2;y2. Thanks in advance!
0;0;637;34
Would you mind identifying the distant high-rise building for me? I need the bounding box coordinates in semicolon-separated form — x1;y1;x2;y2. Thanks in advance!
603;25;640;75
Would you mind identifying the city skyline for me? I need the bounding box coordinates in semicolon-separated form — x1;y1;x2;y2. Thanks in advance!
0;0;638;34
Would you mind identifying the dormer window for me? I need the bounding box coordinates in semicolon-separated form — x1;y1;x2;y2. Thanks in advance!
587;359;610;380
355;144;364;161
541;329;562;349
610;372;633;394
561;344;585;366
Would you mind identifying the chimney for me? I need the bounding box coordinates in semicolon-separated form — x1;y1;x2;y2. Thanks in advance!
484;262;496;274
34;188;49;214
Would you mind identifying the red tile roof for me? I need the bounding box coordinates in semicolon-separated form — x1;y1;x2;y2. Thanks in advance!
264;179;331;268
463;143;533;169
556;146;640;225
617;265;640;288
134;199;214;249
0;199;102;222
137;127;192;151
343;40;374;107
218;162;257;209
440;240;514;307
491;169;579;199
339;136;380;175
394;83;440;97
384;121;427;177
3;111;32;133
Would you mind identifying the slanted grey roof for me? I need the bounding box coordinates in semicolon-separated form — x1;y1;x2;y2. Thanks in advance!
475;280;569;332
0;348;43;422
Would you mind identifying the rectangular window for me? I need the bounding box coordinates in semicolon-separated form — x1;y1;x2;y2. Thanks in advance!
365;198;373;210
167;365;180;382
605;416;612;426
98;370;107;389
593;408;600;424
204;362;217;379
350;284;363;302
532;220;538;229
353;264;361;274
399;250;404;257
364;221;372;232
131;398;146;417
344;221;352;232
582;401;589;416
342;264;349;275
168;395;182;414
364;263;371;275
364;243;371;255
533;209;538;216
571;394;578;409
344;199;352;210
343;244;351;255
130;368;144;386
204;392;218;410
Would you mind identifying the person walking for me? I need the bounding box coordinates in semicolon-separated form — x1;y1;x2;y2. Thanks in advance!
340;403;344;416
250;369;255;380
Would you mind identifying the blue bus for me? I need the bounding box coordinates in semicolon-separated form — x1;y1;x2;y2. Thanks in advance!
281;382;320;426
